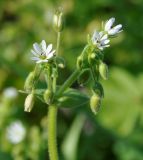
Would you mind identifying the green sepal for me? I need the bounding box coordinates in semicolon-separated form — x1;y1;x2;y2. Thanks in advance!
92;82;104;98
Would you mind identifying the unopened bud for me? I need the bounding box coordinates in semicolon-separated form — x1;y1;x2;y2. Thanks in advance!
24;72;35;91
90;94;101;115
53;9;64;32
44;89;52;104
24;93;34;112
99;62;108;80
55;56;65;68
58;63;64;68
88;53;96;64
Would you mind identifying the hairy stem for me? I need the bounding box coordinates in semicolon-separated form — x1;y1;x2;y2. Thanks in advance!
56;32;61;56
48;105;58;160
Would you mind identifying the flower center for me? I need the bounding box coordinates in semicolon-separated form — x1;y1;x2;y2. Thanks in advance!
40;51;46;59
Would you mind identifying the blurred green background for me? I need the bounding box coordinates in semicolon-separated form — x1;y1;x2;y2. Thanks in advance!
0;0;143;160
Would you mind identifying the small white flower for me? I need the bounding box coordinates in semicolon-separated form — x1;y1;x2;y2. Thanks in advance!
3;87;18;99
6;121;26;144
104;17;122;36
92;31;110;50
31;40;55;63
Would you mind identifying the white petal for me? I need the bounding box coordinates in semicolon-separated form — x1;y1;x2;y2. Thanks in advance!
41;40;46;50
31;57;40;61
108;24;122;35
42;59;49;63
98;46;104;50
46;44;52;54
33;43;42;54
105;17;115;31
101;34;108;41
92;31;99;40
36;59;48;63
31;49;39;56
99;31;104;38
108;28;119;35
36;60;43;63
47;50;55;58
113;24;122;31
102;39;110;45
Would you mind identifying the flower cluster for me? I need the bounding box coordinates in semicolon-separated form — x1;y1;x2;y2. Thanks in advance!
92;17;122;50
76;17;123;114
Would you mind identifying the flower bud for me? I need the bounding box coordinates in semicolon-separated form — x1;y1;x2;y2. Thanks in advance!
88;53;96;64
44;89;52;104
53;9;64;32
24;93;34;112
55;56;65;68
90;94;101;115
99;62;108;80
24;72;35;91
58;63;64;68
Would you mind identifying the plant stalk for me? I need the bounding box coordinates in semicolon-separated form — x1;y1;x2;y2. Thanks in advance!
48;105;58;160
56;32;61;56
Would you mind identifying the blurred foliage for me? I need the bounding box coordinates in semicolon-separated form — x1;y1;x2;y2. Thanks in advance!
0;0;143;160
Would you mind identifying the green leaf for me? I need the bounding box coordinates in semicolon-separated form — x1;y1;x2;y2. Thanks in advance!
57;88;89;108
77;68;91;85
62;114;86;160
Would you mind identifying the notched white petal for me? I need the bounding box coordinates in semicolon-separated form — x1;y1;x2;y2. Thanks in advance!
31;57;40;61
47;50;55;58
113;24;122;30
41;40;46;50
33;43;42;53
105;17;115;31
31;49;39;56
46;44;52;53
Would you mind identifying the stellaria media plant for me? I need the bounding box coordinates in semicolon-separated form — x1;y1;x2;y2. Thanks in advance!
20;8;123;160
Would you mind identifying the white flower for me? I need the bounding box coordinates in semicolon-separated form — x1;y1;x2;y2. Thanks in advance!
92;31;110;50
6;121;26;144
31;40;55;63
104;17;122;36
3;87;18;99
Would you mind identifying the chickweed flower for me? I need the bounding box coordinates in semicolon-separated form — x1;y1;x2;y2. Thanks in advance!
104;17;122;36
92;31;110;50
31;40;55;63
6;121;26;144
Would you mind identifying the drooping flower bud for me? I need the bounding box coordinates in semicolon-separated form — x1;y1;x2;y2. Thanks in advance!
53;8;64;32
44;89;52;104
24;93;34;112
24;72;35;91
90;94;101;115
99;62;108;80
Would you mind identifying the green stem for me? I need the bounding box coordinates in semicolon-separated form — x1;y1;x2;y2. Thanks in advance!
48;105;58;160
56;69;80;98
56;32;61;56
